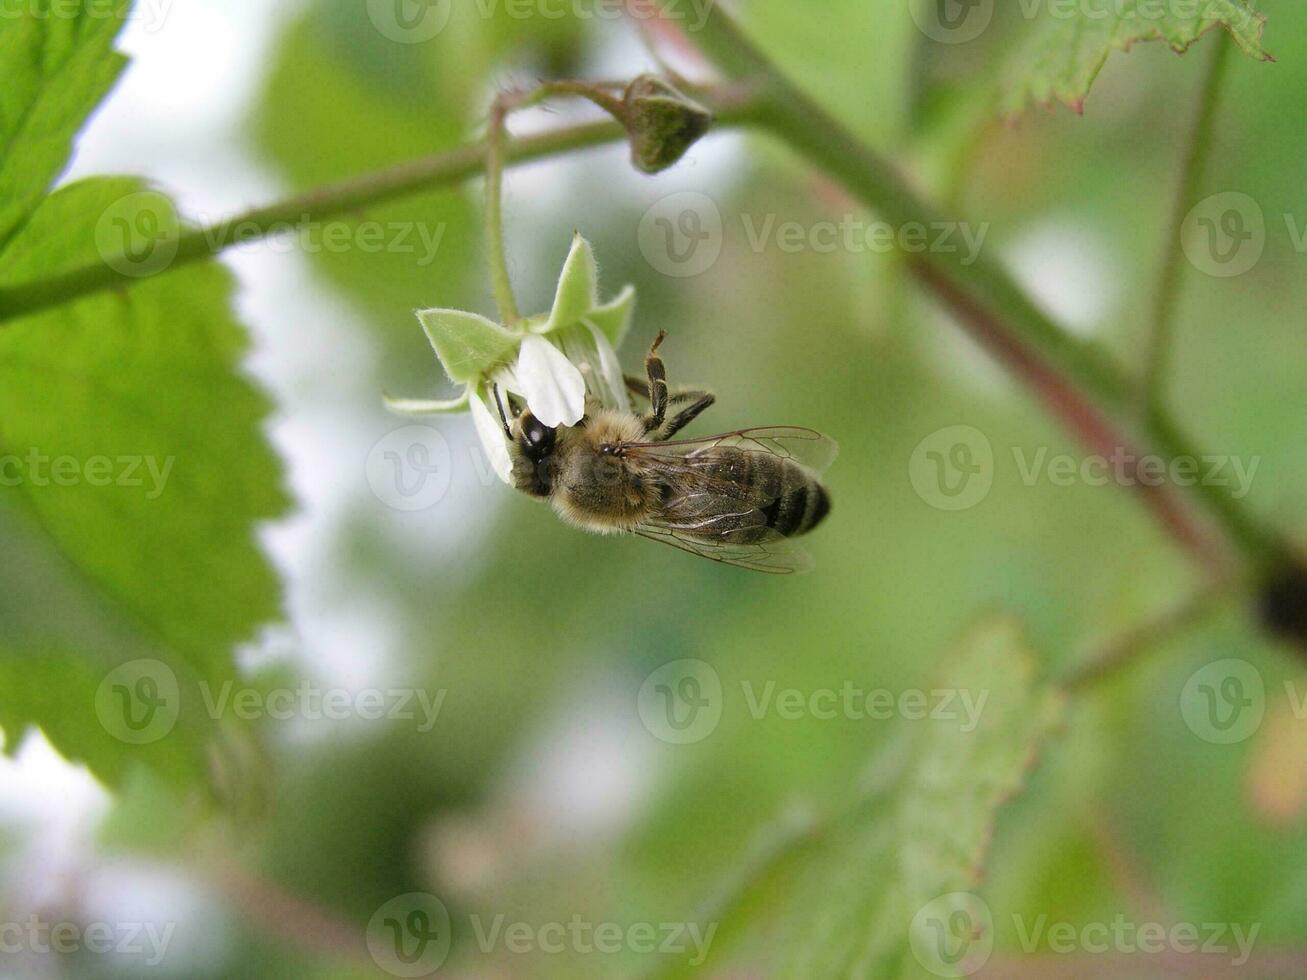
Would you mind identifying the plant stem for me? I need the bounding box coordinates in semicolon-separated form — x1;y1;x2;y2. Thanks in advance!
485;96;521;324
1142;32;1234;420
505;78;629;119
0;118;611;324
482;78;640;323
662;0;1284;569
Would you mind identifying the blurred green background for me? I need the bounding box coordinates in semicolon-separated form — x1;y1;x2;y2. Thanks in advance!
2;0;1306;976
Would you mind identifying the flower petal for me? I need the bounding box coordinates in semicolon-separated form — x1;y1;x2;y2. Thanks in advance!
515;333;586;427
584;321;630;411
560;322;629;412
417;308;517;384
383;391;471;415
542;233;598;333
469;387;514;485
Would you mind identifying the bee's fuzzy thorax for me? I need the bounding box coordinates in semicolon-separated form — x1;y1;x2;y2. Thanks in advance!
579;409;646;447
546;409;663;534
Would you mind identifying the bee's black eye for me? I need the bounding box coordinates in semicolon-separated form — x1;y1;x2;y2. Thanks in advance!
520;413;556;461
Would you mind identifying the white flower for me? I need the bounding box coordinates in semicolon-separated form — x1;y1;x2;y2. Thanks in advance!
384;235;636;484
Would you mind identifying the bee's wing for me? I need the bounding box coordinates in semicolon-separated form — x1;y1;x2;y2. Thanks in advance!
633;519;814;575
624;426;838;476
621;427;833;574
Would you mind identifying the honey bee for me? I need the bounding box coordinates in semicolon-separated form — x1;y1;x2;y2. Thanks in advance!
494;332;835;573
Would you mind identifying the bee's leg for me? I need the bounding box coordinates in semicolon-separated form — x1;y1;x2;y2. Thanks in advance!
641;330;669;434
657;392;715;440
491;384;513;438
628;378;705;405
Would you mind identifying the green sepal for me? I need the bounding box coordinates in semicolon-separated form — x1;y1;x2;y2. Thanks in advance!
541;233;599;333
585;284;636;348
382;391;470;415
416;307;517;384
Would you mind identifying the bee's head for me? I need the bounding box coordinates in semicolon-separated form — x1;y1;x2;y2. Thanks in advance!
495;386;558;497
512;411;558;497
517;411;556;462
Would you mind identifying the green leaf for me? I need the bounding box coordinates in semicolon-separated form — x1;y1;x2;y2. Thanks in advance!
0;178;288;788
416;307;517;384
0;650;208;788
655;616;1063;979
0;0;131;253
1001;0;1271;115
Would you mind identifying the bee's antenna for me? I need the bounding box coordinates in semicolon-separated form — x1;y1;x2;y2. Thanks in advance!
492;384;512;439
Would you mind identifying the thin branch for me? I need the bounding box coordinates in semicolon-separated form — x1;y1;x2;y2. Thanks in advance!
0;120;602;323
0;89;760;326
503;78;629;118
1142;32;1234;419
482;78;638;324
484;96;521;324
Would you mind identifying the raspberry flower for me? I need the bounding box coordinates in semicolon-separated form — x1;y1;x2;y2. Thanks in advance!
385;235;634;483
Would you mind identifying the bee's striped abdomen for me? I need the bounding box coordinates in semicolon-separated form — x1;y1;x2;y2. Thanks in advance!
761;471;830;537
667;448;831;543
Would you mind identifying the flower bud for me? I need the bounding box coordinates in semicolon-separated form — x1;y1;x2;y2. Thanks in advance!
622;75;713;175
